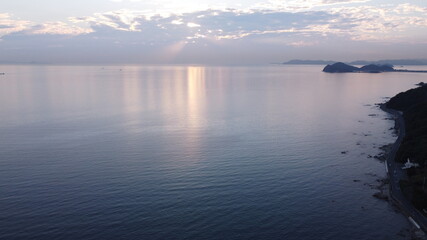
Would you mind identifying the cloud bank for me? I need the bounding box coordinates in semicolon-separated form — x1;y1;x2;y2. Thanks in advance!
1;2;427;64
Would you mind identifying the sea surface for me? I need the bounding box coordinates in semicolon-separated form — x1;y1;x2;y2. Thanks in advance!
1;64;427;240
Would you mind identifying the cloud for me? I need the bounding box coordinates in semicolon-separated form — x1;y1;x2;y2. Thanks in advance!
0;13;91;37
321;0;370;4
59;3;427;44
327;4;427;41
3;3;427;42
26;22;92;35
394;3;427;14
66;9;337;43
251;0;371;11
110;0;143;2
0;2;427;64
0;13;31;37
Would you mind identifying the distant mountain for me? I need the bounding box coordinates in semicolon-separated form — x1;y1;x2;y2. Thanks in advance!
282;60;336;65
0;60;49;65
283;59;427;66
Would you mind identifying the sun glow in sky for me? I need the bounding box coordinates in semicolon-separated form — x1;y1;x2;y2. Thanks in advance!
1;0;427;64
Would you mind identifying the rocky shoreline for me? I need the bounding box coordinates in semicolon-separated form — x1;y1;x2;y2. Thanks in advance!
366;104;426;239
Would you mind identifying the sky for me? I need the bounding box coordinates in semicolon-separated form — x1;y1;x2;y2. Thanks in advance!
0;0;427;65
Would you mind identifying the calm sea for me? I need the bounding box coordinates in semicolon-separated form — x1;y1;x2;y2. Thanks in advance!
1;65;426;240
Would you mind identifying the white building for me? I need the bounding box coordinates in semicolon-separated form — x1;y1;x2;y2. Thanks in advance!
402;158;420;170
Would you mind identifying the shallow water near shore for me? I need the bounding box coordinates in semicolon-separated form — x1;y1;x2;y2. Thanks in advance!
1;64;427;239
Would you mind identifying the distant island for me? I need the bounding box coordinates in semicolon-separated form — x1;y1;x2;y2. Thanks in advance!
322;62;427;73
283;59;427;66
323;62;394;73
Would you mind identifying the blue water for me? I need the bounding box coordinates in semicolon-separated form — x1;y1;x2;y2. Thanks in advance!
0;65;426;239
